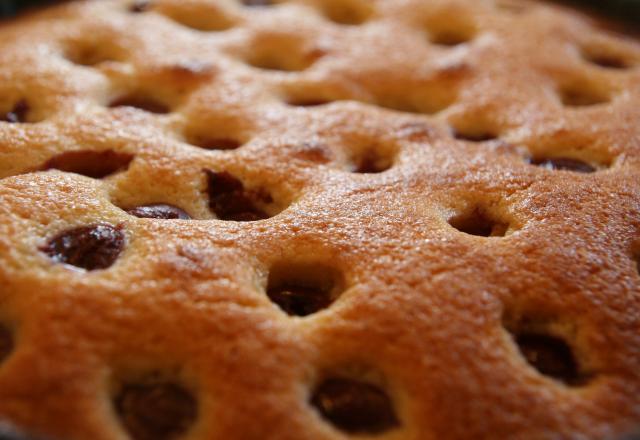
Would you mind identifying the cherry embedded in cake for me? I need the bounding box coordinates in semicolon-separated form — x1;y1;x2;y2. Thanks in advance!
311;377;400;434
0;0;638;438
115;380;197;440
266;262;343;316
126;204;191;220
205;170;272;221
41;225;126;271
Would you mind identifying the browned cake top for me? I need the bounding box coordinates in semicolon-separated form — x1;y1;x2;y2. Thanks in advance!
0;0;639;439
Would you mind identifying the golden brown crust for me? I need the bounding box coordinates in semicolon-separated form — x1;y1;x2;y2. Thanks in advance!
0;0;639;439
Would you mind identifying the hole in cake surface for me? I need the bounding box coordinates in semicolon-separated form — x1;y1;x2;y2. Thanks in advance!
129;0;152;13
376;85;458;115
66;42;123;67
322;0;373;25
41;224;125;271
559;85;610;107
109;94;171;114
42;150;134;179
115;379;197;440
451;127;498;143
429;29;474;46
449;208;508;237
351;151;393;174
242;0;275;6
162;7;234;32
267;262;344;316
530;157;596;173
311;377;399;434
126;204;191;220
246;43;322;72
286;97;333;107
348;144;396;174
504;313;589;386
0;325;14;364
186;135;243;151
515;332;583;385
205;170;273;222
1;100;31;124
581;47;633;70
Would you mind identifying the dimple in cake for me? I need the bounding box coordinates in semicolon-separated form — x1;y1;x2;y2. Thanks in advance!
0;0;638;439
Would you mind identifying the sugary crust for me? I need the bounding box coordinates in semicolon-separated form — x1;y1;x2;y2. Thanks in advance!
0;0;639;439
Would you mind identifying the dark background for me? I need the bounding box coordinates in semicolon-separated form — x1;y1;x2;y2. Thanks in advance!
0;0;639;24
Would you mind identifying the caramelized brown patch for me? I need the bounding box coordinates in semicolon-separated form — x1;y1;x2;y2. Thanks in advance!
126;204;191;220
311;378;399;434
41;225;125;271
205;170;271;221
116;381;197;440
42;150;134;179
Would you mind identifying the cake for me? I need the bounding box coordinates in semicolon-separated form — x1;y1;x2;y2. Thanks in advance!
0;0;638;439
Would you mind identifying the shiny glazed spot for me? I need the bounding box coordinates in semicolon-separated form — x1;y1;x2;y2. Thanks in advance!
41;225;125;271
116;382;197;440
311;378;399;434
126;204;191;220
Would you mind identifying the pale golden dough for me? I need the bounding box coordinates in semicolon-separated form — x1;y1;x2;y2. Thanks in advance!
0;0;638;439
